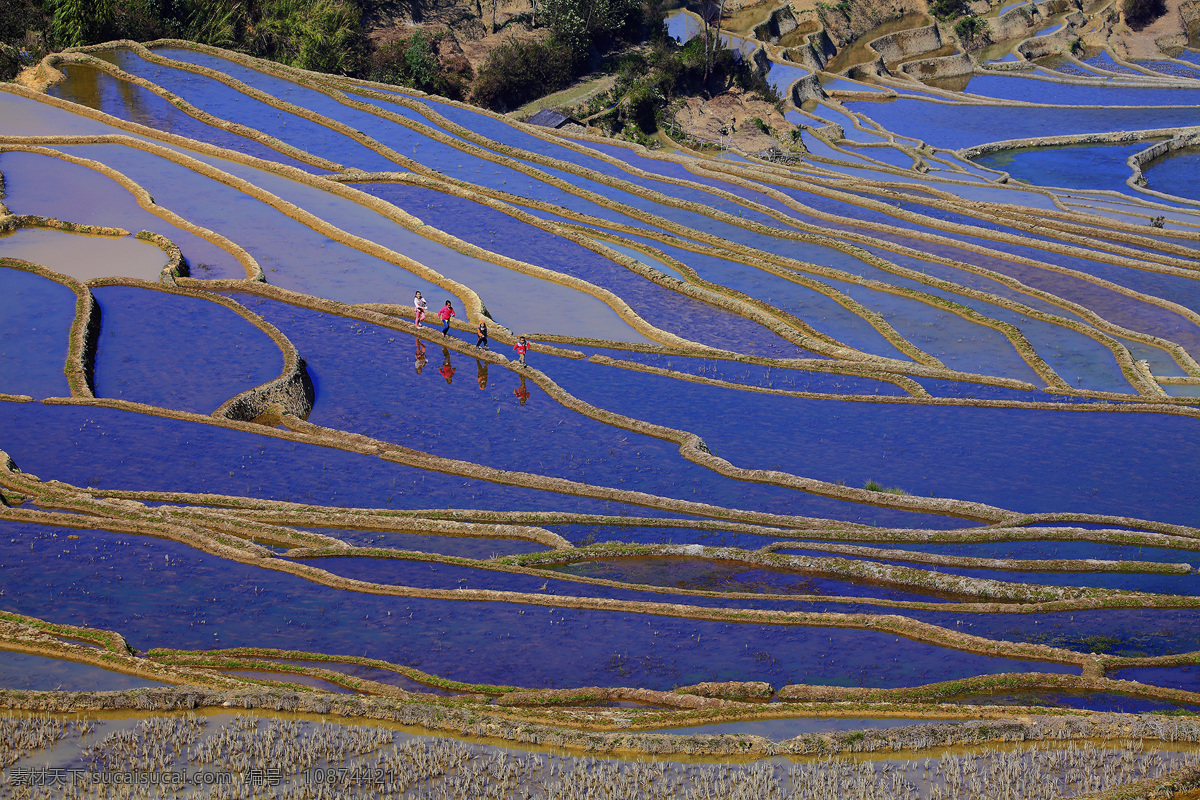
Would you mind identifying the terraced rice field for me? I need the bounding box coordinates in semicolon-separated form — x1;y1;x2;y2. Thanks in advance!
2;34;1200;798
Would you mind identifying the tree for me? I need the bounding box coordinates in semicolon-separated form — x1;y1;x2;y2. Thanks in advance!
301;0;361;73
929;0;966;20
539;0;638;52
404;30;436;90
1122;0;1167;30
953;14;982;48
50;0;111;47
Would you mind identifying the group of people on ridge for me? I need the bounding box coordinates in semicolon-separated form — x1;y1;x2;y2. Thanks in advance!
414;290;529;364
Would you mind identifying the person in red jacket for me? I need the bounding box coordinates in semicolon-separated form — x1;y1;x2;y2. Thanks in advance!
513;336;529;365
437;300;455;337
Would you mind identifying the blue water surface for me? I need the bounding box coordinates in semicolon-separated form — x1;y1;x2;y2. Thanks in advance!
0;266;75;398
0;518;1078;690
92;285;283;413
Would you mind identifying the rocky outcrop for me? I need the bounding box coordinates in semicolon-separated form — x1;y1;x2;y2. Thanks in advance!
784;29;838;71
900;51;977;78
1182;0;1200;39
754;4;801;43
872;23;944;64
672;90;799;154
792;73;828;102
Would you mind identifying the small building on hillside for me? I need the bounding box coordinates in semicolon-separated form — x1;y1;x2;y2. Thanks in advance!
525;109;583;130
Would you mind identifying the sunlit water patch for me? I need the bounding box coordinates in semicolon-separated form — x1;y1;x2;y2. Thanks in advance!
0;89;131;137
45;61;319;170
0;150;245;278
356;182;816;356
49;143;467;306
570;346;910;395
79;49;396;171
188;168;650;341
0;226;166;282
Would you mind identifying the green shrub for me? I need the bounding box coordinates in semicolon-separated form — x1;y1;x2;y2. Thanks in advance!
248;0;364;75
48;0;106;47
623;82;660;132
930;0;967;20
367;30;472;98
0;0;47;45
746;116;770;134
472;37;578;110
864;479;909;495
953;15;982;46
0;42;20;81
540;0;640;51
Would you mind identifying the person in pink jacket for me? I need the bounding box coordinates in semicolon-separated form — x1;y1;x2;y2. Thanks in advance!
513;336;529;365
437;300;455;337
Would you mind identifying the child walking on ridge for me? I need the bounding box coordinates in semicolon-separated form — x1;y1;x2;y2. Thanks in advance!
476;320;488;349
514;336;529;366
413;291;427;329
438;300;455;337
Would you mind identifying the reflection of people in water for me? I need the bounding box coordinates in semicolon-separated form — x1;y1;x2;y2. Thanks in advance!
439;347;455;384
514;375;530;405
414;337;427;374
476;359;488;390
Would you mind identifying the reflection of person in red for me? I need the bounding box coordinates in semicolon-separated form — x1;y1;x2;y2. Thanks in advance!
439;347;455;384
514;375;530;405
414;337;426;374
476;359;488;390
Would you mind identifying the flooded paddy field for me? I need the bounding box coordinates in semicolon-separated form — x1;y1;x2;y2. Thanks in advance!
3;28;1200;796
